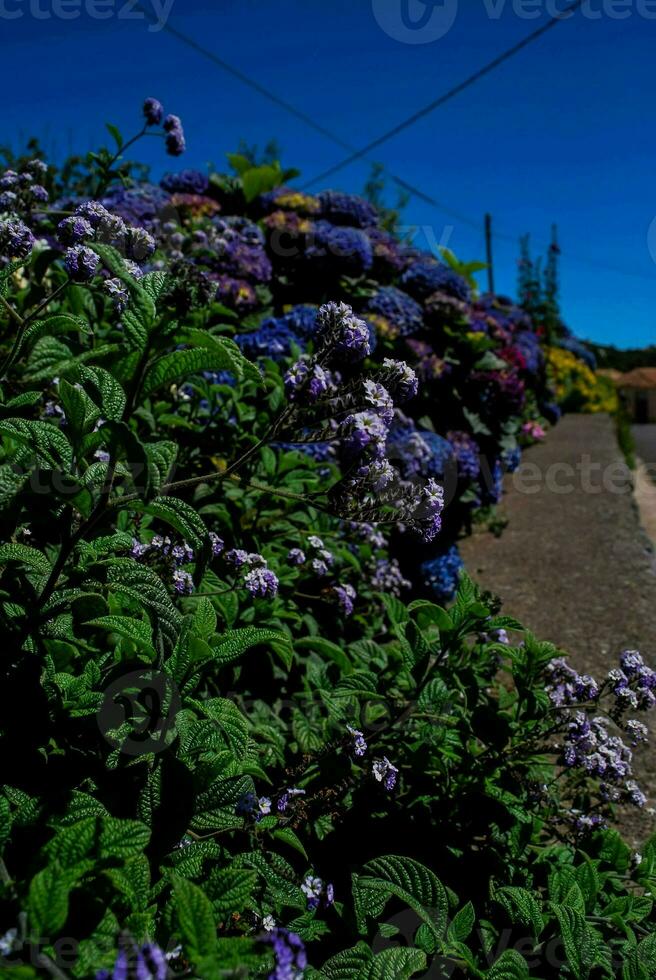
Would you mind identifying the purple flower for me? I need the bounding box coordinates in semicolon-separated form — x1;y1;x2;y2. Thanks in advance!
262;928;307;980
0;216;34;259
0;192;17;210
75;201;111;227
284;358;332;403
96;942;167;980
341;411;389;459
301;875;323;910
277;787;305;813
0;171;18;189
143;97;164;126
172;569;194;595
64;245;100;281
287;548;306;566
126;226;156;261
336;314;371;358
317;190;378;228
104;277;129;313
30;185;49;204
621;650;645;677
226;549;263;569
332;583;356;616
209;532;224;555
367;286;424;337
626;719;649;746
244;567;279;598
57;216;94;245
166;130;186;156
381;358;418;402
347;725;367;757
372;756;398;791
361;380;394;425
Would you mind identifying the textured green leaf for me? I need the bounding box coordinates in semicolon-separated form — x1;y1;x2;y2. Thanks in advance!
45;818;96;867
0;417;73;469
212;627;291;666
448;901;476;942
485;949;530;979
104;558;181;653
28;863;70;938
98;817;150;859
0;543;51;575
85;615;157;660
320;943;372;979
207;867;257;917
494;886;543;940
353;856;449;942
173;876;217;957
362;947;427;980
142;346;240;396
140;496;209;554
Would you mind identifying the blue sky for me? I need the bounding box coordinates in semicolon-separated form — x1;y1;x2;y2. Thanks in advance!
2;0;655;348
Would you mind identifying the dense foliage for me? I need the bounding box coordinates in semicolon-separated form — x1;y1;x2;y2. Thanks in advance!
0;102;655;980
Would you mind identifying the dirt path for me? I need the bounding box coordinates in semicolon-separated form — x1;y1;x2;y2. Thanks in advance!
460;413;656;844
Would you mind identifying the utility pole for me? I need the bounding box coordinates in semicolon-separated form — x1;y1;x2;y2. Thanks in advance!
485;213;495;295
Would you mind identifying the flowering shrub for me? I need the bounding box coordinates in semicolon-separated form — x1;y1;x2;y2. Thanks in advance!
0;102;655;979
546;346;619;414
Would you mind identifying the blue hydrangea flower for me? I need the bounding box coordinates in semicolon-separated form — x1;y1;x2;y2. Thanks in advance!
502;446;522;473
447;431;480;480
367;286;424;337
479;459;504;505
401;259;471;303
317;190;378;228
235;321;301;360
420;430;455;479
515;330;543;373
421;545;464;603
307;221;374;277
160;169;209;195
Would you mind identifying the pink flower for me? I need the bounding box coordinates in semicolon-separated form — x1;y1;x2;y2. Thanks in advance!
522;421;546;440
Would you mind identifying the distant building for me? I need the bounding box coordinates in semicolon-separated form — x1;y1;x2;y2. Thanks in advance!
618;368;656;423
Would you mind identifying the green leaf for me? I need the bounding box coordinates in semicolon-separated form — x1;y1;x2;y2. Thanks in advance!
362;947;427;980
212;627;292;666
272;827;308;860
45;818;96;867
59;379;99;437
144;441;178;494
104;557;181;654
448;901;476;942
320;943;372;979
352;856;449;942
105;122;123;150
98;817;150;859
28;863;70;938
140;496;210;554
0;418;73;470
494;886;543;940
76;366;126;422
485;949;529;979
142;338;261;396
241;164;283;203
0;543;50;576
85;615;157;660
207;867;257;917
173;876;217;957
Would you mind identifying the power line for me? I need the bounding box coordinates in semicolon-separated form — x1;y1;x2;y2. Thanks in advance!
132;2;655;283
303;0;586;188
